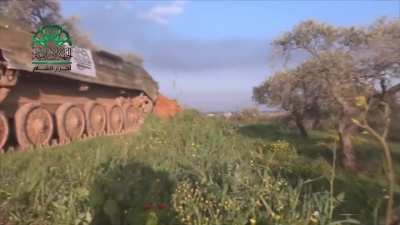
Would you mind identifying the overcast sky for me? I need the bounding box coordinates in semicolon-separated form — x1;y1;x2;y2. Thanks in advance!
61;0;400;112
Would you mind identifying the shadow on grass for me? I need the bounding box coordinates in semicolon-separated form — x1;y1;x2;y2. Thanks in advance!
237;123;293;139
239;123;400;172
90;161;179;225
238;123;334;159
238;123;400;225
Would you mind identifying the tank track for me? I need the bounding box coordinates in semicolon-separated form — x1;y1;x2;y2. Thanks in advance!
0;68;155;152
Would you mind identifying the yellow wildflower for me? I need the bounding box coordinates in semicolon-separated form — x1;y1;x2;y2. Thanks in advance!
309;211;319;224
272;213;281;220
355;96;367;109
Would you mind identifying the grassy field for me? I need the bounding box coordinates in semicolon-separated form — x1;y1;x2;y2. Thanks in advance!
0;110;398;225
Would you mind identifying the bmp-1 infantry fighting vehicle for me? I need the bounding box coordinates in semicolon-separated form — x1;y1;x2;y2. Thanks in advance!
0;17;159;151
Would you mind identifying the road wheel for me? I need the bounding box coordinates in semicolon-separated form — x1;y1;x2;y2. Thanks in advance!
135;96;153;126
123;103;139;131
15;103;54;149
107;104;124;133
0;111;9;152
84;102;107;136
56;103;85;144
141;96;154;114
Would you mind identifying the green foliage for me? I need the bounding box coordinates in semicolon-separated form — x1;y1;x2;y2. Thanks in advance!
0;111;397;225
172;168;343;225
254;18;400;167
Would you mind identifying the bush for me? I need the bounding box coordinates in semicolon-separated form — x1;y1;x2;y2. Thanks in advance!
230;107;262;122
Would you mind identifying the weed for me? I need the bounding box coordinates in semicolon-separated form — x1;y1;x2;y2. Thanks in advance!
0;110;397;225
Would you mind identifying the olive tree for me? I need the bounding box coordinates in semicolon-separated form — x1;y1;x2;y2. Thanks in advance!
256;19;399;170
0;0;61;28
0;0;97;49
253;66;329;138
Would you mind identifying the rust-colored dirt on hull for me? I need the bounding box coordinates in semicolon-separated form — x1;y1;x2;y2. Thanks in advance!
0;67;155;151
0;17;159;151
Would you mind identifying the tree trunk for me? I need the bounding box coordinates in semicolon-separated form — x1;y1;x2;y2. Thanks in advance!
311;104;322;130
312;117;321;129
294;115;309;138
337;103;360;171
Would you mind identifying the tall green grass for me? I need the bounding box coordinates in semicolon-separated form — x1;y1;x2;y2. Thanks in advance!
0;110;396;225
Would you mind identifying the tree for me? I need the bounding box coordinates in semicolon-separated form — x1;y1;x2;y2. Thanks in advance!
0;0;61;29
253;68;327;137
296;51;372;170
340;18;400;99
0;0;97;49
256;19;399;170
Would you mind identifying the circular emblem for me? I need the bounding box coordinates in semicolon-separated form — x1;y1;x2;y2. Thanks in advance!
32;24;72;48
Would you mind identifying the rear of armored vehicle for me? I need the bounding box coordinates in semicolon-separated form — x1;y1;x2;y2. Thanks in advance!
0;17;159;151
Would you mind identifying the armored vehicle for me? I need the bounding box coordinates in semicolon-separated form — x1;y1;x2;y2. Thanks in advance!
0;17;159;151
